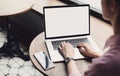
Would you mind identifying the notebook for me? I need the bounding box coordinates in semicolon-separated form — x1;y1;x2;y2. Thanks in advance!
44;5;100;62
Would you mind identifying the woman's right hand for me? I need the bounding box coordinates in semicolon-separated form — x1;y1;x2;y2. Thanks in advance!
77;43;102;58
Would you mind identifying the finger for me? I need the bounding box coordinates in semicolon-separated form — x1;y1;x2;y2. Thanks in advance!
66;42;69;46
77;43;87;52
79;47;85;52
67;42;72;47
59;45;64;53
67;42;71;45
58;46;66;58
79;49;89;58
63;42;69;55
63;41;67;46
77;43;86;48
61;42;65;48
59;45;62;50
77;42;86;46
60;42;67;52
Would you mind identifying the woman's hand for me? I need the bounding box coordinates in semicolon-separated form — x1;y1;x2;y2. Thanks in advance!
77;43;102;58
59;42;81;75
59;42;75;58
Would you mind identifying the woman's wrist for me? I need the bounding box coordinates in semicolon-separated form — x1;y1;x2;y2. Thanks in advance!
67;59;75;64
67;59;80;75
64;57;75;63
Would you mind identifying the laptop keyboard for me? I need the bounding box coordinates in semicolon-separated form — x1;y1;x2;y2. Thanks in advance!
52;37;89;50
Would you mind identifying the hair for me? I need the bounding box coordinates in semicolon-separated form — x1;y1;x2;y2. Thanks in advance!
106;0;120;34
116;0;120;5
106;0;120;6
113;0;120;34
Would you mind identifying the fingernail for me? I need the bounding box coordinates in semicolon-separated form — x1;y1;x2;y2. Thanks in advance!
80;49;84;52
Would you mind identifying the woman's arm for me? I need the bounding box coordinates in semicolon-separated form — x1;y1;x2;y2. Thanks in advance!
67;60;81;76
59;42;81;76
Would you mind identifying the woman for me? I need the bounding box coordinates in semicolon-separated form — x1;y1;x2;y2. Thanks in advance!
59;0;120;76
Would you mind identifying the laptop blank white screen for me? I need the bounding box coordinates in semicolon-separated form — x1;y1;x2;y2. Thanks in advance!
44;6;89;38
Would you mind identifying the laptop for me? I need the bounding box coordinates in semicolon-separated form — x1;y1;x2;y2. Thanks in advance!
44;5;100;62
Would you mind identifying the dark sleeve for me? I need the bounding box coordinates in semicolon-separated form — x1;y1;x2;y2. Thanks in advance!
84;57;110;76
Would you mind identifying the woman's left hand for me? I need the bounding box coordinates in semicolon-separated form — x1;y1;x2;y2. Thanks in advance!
59;42;75;58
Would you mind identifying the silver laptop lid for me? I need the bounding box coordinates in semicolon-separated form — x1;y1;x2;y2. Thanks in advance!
44;5;90;39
